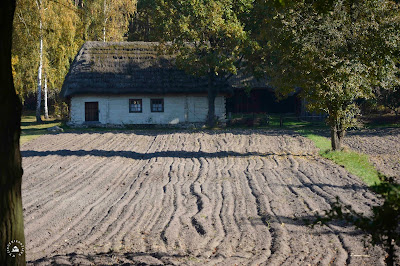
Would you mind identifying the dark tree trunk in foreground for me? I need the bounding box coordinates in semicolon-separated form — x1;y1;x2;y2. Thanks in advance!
0;1;26;265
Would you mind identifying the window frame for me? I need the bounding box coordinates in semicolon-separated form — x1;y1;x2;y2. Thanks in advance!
129;99;143;113
150;98;164;112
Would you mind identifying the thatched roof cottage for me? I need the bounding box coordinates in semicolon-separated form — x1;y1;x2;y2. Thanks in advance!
61;41;236;125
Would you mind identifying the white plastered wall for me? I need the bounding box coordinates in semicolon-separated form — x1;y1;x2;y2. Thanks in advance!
69;95;226;125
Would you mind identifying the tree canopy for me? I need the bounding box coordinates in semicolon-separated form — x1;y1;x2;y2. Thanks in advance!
83;0;136;41
152;0;254;125
250;0;400;149
12;0;136;117
11;0;400;132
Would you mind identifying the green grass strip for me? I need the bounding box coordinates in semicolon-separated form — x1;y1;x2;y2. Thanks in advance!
298;130;381;187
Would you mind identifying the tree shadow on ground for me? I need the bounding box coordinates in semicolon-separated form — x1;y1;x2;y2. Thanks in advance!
309;127;400;139
21;149;315;159
267;182;369;193
61;128;305;137
26;214;374;266
28;251;188;266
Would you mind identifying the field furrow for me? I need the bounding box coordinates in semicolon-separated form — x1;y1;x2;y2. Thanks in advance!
21;129;388;265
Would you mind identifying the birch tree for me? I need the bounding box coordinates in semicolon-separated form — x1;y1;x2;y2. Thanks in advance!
44;75;48;119
43;0;82;115
12;0;40;99
12;0;83;118
36;0;44;122
83;0;136;41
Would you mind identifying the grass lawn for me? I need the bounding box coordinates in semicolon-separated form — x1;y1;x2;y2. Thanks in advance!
230;113;326;129
21;113;62;145
298;129;382;187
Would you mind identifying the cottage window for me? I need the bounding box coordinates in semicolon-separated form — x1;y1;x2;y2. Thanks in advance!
129;99;142;113
151;99;164;112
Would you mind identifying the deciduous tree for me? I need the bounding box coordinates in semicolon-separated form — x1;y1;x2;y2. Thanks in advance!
83;0;137;41
251;0;400;150
13;0;83;119
0;0;26;265
153;0;253;126
128;0;157;41
12;0;40;99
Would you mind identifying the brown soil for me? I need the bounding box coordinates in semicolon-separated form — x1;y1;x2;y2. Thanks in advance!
344;128;400;182
21;130;388;265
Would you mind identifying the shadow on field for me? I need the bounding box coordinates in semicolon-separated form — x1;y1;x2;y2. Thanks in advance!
21;149;314;159
63;128;305;137
268;182;369;192
27;251;188;266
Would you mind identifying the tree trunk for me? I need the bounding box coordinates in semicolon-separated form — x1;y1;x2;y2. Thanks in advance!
206;74;217;127
44;75;48;120
36;18;43;123
103;0;107;42
385;237;395;266
331;125;345;151
0;1;26;265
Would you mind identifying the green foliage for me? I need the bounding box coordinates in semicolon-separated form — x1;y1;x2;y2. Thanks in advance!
128;0;157;41
53;101;69;121
12;0;83;100
152;0;254;125
378;87;400;115
12;0;136;118
12;0;40;97
251;0;400;149
44;0;83;92
82;0;136;42
153;0;250;77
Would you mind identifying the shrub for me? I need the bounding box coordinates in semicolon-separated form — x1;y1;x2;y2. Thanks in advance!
54;101;69;121
312;175;400;266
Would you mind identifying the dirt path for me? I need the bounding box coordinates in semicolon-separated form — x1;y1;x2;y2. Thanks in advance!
21;130;386;265
344;128;400;182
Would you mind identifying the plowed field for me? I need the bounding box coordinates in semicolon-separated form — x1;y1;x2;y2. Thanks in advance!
22;130;386;265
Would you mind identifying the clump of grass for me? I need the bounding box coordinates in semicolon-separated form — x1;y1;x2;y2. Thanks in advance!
300;130;381;186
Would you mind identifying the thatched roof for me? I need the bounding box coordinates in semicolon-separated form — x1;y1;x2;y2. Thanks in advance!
61;41;267;98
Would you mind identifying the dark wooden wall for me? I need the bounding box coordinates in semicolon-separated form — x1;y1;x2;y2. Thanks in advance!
226;88;301;114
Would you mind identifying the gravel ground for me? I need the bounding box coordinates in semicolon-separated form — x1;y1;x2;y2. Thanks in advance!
21;130;388;265
344;128;400;182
